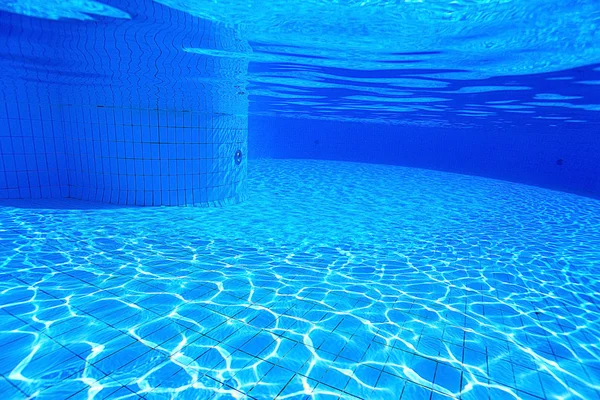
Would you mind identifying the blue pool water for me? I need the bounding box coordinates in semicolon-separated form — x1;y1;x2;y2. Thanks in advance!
1;0;600;399
1;160;600;399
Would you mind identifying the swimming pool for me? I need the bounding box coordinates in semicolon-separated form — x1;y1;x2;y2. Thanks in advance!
1;159;600;399
1;0;600;399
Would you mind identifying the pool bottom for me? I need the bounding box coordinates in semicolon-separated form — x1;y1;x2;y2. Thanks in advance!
0;159;599;399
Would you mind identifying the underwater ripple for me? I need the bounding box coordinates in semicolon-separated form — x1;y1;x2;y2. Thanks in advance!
1;159;600;399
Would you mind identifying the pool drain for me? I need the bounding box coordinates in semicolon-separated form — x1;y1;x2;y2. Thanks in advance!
235;149;243;165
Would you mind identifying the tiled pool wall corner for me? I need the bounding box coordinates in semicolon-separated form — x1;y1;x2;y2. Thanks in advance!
0;3;249;206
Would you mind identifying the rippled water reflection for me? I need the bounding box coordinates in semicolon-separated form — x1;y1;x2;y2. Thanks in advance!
2;0;600;126
1;159;600;399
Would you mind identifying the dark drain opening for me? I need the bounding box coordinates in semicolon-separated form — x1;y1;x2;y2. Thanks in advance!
235;149;243;165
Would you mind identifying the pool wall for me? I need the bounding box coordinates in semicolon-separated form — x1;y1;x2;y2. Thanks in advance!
250;116;600;199
0;4;248;206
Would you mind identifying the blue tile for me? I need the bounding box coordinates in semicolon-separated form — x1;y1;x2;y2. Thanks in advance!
151;364;194;390
406;355;437;385
418;336;443;357
0;376;24;398
193;346;229;371
362;342;391;367
516;390;545;400
319;333;348;356
109;349;167;386
434;362;462;394
205;320;244;342
488;359;515;387
259;336;296;361
38;377;89;399
226;364;266;392
463;348;487;374
99;385;137;399
277;374;318;398
0;334;37;374
248;365;294;398
374;371;405;398
277;343;312;372
309;383;348;399
60;326;122;353
218;325;257;350
320;367;352;391
156;328;201;355
539;372;569;398
93;341;152;375
248;310;277;329
171;335;218;365
402;381;433;399
240;331;276;356
487;386;521;399
145;381;218;400
460;380;490;400
513;364;544;398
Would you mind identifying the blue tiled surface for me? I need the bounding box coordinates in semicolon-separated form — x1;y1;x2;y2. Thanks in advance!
0;1;248;206
0;159;599;399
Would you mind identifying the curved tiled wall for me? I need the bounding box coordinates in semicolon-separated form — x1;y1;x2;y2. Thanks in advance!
0;1;248;206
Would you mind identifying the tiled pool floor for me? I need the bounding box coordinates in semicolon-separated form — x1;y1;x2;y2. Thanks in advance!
1;159;600;399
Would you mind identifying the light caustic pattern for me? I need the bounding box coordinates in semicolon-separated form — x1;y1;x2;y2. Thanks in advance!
1;159;600;399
